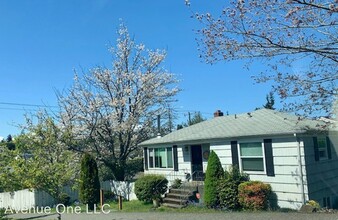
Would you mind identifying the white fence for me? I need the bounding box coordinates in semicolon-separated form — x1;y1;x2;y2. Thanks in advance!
0;181;136;210
0;189;36;211
101;180;137;201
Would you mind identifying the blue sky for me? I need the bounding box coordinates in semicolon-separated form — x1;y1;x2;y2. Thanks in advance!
0;0;276;138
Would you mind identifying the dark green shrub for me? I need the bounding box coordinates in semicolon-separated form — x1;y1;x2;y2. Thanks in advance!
125;157;144;180
99;158;144;181
204;150;224;208
238;181;271;210
218;166;249;210
58;192;71;206
171;179;182;189
79;153;100;210
103;191;115;202
134;174;168;203
218;180;239;210
0;208;10;220
0;208;6;219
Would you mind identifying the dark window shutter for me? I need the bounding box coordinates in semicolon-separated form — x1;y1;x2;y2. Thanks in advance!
143;147;148;170
231;141;239;168
326;136;332;160
264;139;275;176
313;137;319;161
173;145;178;171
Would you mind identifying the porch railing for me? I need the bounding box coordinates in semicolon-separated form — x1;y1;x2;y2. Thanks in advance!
179;170;204;206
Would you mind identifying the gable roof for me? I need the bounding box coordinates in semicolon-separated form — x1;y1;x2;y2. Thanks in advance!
139;109;326;146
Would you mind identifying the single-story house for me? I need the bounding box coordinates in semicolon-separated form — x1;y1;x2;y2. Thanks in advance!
139;109;338;210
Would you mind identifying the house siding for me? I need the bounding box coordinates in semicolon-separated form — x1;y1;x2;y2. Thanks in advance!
303;134;338;209
210;136;308;210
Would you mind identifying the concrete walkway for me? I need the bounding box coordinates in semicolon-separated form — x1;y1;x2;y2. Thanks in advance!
7;212;338;220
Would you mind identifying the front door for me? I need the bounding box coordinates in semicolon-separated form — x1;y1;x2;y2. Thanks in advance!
191;145;203;181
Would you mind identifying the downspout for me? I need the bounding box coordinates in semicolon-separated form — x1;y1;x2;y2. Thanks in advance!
295;133;306;204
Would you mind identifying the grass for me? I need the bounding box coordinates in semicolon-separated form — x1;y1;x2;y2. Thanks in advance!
5;200;299;218
107;200;153;212
106;200;220;213
60;201;289;213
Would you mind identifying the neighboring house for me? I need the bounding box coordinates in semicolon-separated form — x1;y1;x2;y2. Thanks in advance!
139;109;338;210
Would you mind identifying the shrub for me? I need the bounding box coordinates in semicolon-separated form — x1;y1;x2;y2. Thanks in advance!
103;191;115;202
79;153;100;210
218;166;249;210
204;150;224;208
306;200;320;209
238;181;271;210
134;174;168;203
58;192;71;206
171;179;182;189
124;157;144;180
0;208;6;219
218;180;239;210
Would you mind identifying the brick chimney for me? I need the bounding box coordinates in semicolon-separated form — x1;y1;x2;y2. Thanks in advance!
214;110;224;117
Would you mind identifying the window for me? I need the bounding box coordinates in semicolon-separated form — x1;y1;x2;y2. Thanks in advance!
323;197;331;208
167;147;173;168
149;148;154;168
239;142;264;172
317;137;328;160
148;147;173;169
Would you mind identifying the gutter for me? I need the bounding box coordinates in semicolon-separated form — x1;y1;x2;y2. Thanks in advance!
294;133;306;204
139;132;307;147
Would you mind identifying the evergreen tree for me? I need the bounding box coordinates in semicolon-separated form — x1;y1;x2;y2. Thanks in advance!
80;153;100;210
6;135;12;143
176;124;184;130
6;134;15;150
204;150;224;208
188;111;206;126
263;92;275;110
177;111;206;130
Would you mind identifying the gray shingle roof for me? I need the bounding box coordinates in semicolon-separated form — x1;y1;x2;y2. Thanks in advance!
139;109;325;146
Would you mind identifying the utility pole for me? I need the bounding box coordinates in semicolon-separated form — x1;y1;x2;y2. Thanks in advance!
188;112;191;126
168;108;172;133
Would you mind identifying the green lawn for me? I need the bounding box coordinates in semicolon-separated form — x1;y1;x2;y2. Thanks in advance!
46;200;214;214
97;200;222;213
106;200;222;213
12;200;296;215
107;200;153;212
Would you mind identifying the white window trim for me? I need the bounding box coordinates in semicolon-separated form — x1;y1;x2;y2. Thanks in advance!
238;140;266;175
148;146;174;170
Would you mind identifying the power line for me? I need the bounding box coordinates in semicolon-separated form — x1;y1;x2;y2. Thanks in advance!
0;107;40;112
175;109;214;116
0;102;58;108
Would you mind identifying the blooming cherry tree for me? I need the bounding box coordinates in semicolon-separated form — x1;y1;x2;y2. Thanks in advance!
190;0;337;117
57;24;179;180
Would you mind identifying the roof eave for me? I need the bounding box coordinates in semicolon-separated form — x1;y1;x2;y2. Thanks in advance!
138;131;310;147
